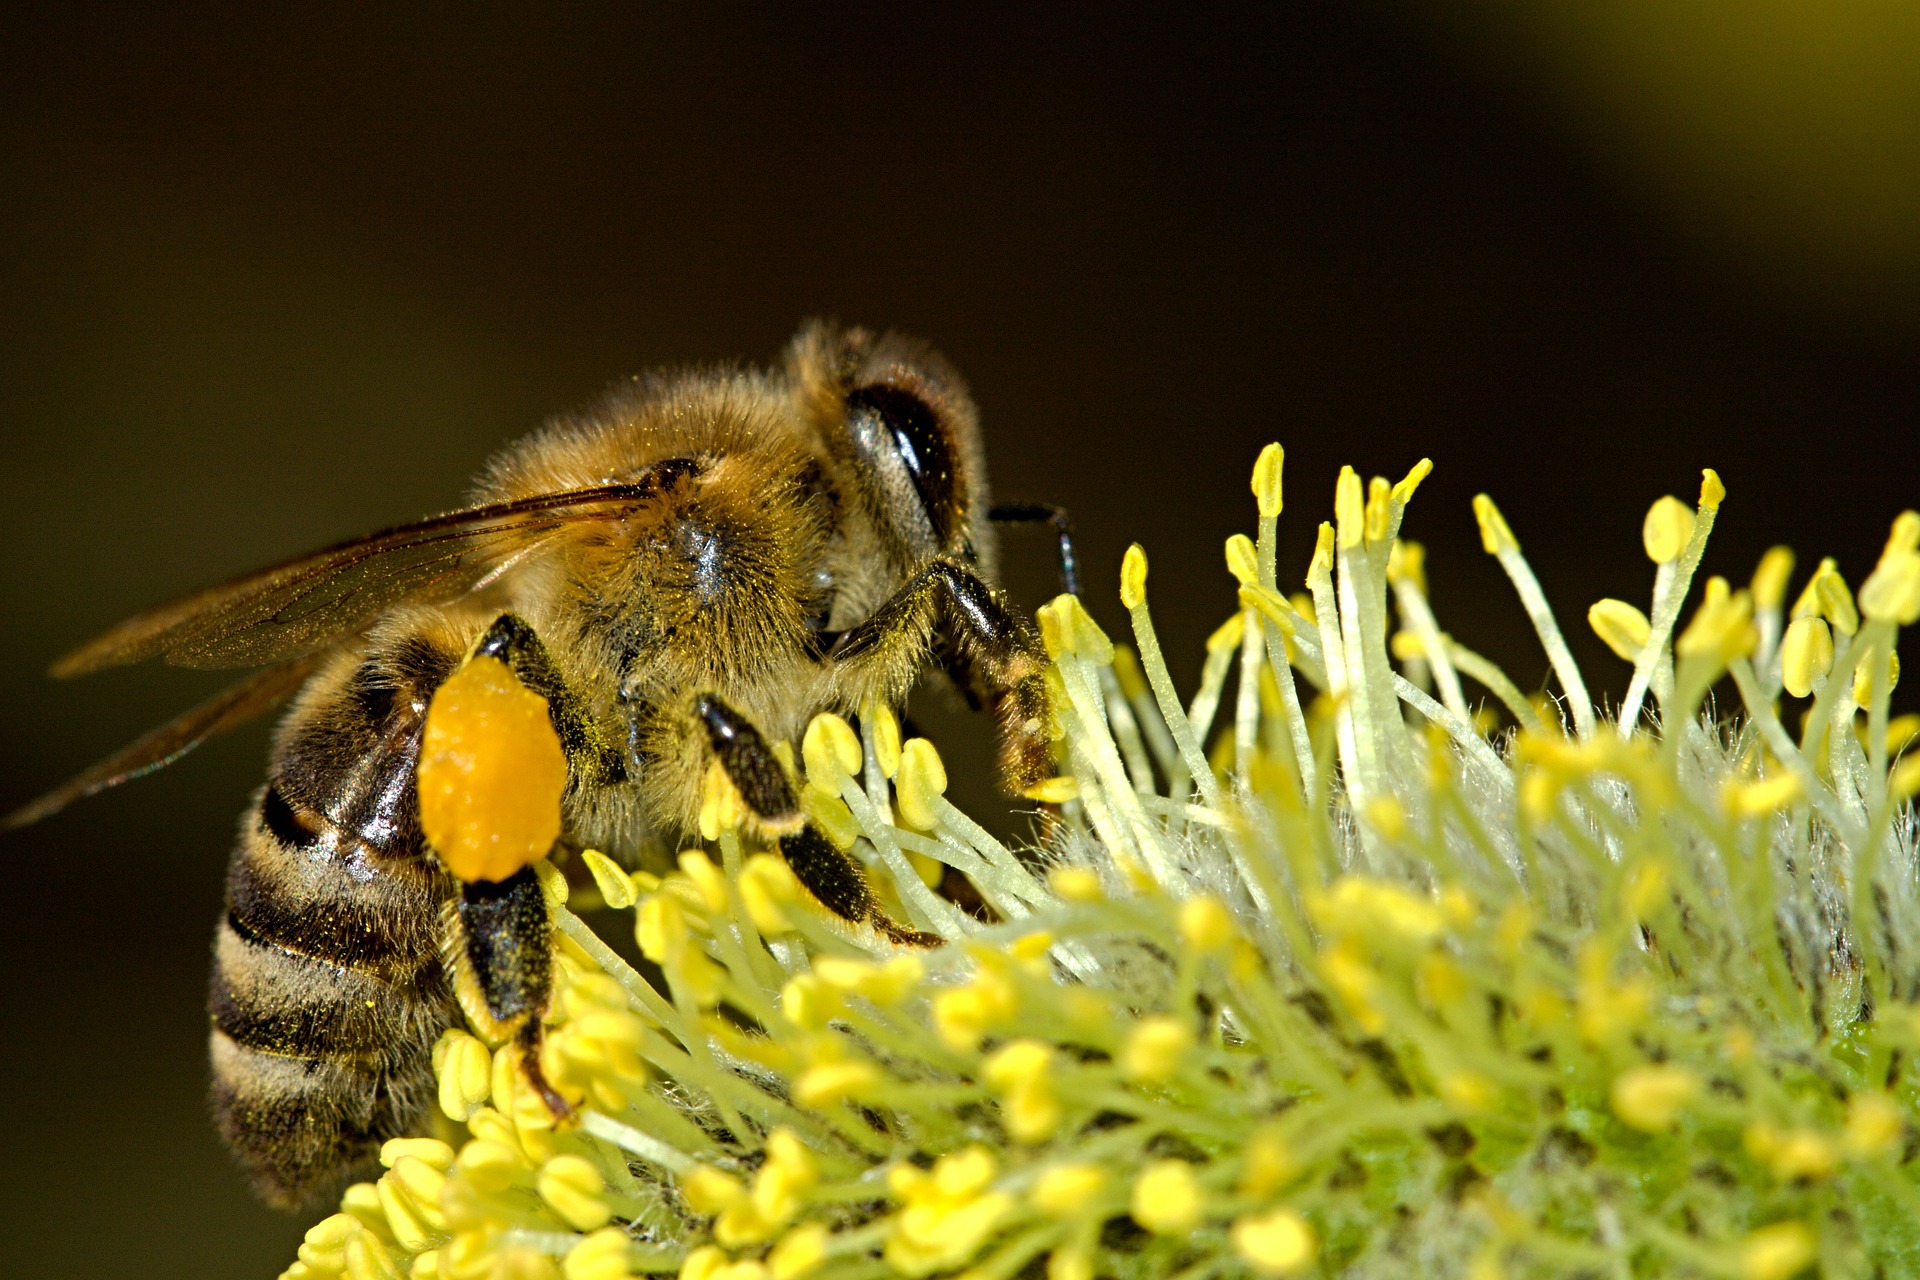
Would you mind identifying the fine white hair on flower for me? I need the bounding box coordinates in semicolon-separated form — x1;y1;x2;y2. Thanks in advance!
281;453;1920;1280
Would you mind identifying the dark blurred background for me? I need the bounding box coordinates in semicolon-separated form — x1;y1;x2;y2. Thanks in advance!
2;5;1915;1276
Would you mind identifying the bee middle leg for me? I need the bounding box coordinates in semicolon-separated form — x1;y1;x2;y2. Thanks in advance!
694;692;941;948
989;501;1080;597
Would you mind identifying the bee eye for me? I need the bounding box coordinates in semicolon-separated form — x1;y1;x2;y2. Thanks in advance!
845;383;956;544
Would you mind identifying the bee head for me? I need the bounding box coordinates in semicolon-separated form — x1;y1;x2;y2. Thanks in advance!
788;321;993;577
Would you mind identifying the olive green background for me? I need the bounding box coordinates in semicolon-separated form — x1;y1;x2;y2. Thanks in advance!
1;6;1915;1277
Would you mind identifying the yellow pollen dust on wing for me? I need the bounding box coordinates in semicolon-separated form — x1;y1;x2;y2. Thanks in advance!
417;655;567;883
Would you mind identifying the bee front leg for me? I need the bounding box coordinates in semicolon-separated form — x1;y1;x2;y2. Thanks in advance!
832;559;1056;794
694;692;941;948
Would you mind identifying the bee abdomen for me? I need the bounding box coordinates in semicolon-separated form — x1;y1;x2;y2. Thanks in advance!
208;758;457;1205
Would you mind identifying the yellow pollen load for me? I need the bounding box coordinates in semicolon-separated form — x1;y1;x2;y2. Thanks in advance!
417;654;568;884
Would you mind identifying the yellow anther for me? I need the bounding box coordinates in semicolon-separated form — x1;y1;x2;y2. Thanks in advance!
1131;1160;1205;1234
1120;543;1149;609
869;702;903;779
793;1058;881;1108
1121;1015;1194;1084
1739;1222;1816;1280
1048;866;1104;901
1892;754;1920;802
1744;1123;1837;1182
1386;539;1427;592
1439;1068;1495;1112
1334;466;1366;548
1845;1092;1903;1159
1310;876;1445;942
1610;1063;1698;1132
1251;443;1285;517
896;738;949;829
1177;895;1236;952
1752;546;1795;611
1472;493;1518;555
767;1223;829;1280
1021;775;1078;805
698;760;746;841
564;1228;634;1280
681;1166;747;1215
1640;495;1694;564
1307;522;1335;581
1009;930;1055;962
1588;598;1652;662
1363;795;1406;840
1206;611;1246;654
1816;565;1860;635
1393;457;1433;506
636;893;690;965
983;1040;1052;1089
779;974;840;1031
1238;584;1297;638
679;850;730;914
1699;468;1726;511
1389;630;1425;662
456;1132;528;1191
931;972;1018;1051
738;854;799;935
1225;533;1260;587
1861;548;1920;625
432;1029;492;1122
1779;616;1834;697
534;856;569;905
1046;593;1115;663
1887;510;1920;559
932;1147;997;1199
1854;649;1900;704
815;954;923;1005
679;1246;728;1280
1364;475;1392;543
1675;577;1757;662
1238;1125;1297;1197
580;849;637;910
338;1181;386;1234
799;782;860;851
342;1232;400;1280
1233;1207;1316;1276
802;714;863;786
1111;644;1148;699
380;1138;456;1172
375;1171;437;1251
418;654;567;884
1033;1163;1107;1216
1725;772;1804;818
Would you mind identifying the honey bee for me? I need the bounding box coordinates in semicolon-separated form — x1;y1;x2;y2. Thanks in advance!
7;321;1075;1208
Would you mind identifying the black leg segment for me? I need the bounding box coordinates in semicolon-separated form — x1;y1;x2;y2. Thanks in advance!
779;825;942;948
695;693;802;833
471;613;623;786
989;501;1079;597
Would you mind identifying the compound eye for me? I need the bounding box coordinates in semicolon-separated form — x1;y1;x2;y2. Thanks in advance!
844;383;957;544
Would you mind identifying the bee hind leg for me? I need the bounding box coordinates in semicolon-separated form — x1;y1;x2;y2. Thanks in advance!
448;868;574;1117
694;692;942;949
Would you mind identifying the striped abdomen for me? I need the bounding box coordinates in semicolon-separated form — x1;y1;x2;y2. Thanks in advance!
208;641;461;1208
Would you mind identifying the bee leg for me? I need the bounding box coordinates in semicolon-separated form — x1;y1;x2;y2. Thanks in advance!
470;612;625;786
694;694;803;834
694;692;941;948
450;866;572;1116
832;559;1055;794
988;501;1080;597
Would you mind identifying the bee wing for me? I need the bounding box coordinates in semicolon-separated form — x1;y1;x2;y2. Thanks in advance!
3;655;325;829
50;470;690;677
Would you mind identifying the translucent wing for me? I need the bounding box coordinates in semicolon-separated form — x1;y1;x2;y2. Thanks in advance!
51;466;694;677
3;655;323;829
